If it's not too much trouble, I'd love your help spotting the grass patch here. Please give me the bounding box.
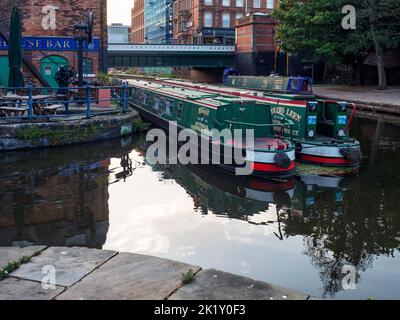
[0,256,31,280]
[0,249,43,280]
[182,269,196,285]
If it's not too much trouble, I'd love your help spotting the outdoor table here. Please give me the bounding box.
[1,94,62,115]
[0,106,28,117]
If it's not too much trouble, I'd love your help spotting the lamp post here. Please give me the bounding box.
[73,23,86,88]
[73,10,94,88]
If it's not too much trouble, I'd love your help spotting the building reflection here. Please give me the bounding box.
[0,137,135,248]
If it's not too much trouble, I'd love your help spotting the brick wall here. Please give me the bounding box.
[0,0,108,85]
[235,14,277,76]
[173,0,278,44]
[132,0,145,43]
[236,15,276,53]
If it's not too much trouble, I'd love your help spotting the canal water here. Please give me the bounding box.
[0,115,399,299]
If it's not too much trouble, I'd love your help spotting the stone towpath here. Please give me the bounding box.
[0,246,311,300]
[314,85,400,115]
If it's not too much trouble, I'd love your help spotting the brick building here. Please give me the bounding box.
[235,13,277,75]
[131,0,145,43]
[172,0,278,45]
[0,0,108,87]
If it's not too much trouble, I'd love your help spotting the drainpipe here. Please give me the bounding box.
[100,0,108,73]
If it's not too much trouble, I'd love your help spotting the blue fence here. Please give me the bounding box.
[0,82,131,121]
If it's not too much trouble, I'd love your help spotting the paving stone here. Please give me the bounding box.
[0,277,64,300]
[0,246,46,270]
[57,253,201,300]
[11,247,117,287]
[169,269,310,300]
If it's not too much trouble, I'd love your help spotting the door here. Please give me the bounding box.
[40,56,69,88]
[0,56,9,87]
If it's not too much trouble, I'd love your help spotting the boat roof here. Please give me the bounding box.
[129,79,257,109]
[153,79,310,107]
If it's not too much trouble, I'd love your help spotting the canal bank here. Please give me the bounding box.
[313,85,400,116]
[0,246,310,300]
[0,110,141,151]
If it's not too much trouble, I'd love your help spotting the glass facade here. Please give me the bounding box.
[108,24,131,43]
[144,0,173,44]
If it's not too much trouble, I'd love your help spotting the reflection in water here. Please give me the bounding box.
[0,138,136,248]
[0,116,399,299]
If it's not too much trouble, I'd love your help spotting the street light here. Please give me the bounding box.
[73,10,94,88]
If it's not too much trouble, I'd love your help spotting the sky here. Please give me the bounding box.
[108,0,132,25]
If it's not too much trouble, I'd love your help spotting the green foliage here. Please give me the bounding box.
[274,0,400,63]
[132,118,150,133]
[16,125,102,144]
[0,256,31,280]
[182,269,196,285]
[0,248,43,280]
[98,72,112,85]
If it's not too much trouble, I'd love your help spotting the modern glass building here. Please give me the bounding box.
[144,0,173,44]
[108,23,131,44]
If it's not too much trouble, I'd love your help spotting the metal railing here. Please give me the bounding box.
[0,81,131,122]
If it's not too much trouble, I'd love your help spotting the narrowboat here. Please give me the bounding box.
[155,77,362,168]
[128,80,297,179]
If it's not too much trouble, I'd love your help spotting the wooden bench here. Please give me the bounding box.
[41,104,64,115]
[0,106,28,117]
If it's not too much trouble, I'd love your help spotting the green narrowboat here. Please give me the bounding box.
[156,77,362,168]
[128,80,297,178]
[226,75,314,95]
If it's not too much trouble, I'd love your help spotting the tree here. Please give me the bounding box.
[274,0,400,89]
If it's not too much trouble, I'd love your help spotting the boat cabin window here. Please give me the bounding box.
[141,93,149,106]
[153,96,161,111]
[177,102,184,120]
[165,99,175,116]
[159,98,166,113]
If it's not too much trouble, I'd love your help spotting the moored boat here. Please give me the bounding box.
[128,80,297,178]
[153,77,362,168]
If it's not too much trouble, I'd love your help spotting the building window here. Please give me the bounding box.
[253,0,261,8]
[204,12,213,27]
[222,13,230,28]
[222,0,230,6]
[83,58,93,76]
[204,0,213,6]
[267,0,274,9]
[236,0,244,7]
[236,13,244,20]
